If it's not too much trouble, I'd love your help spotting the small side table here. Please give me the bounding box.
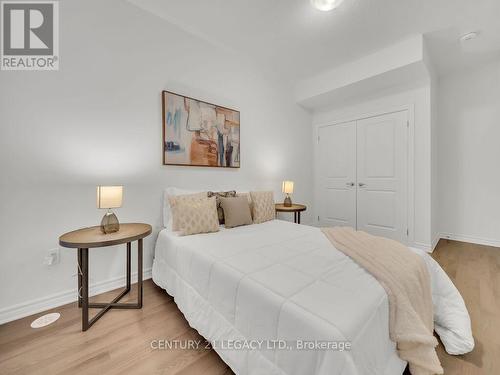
[59,223,152,331]
[275,203,307,224]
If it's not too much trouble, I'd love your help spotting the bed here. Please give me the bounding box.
[153,220,408,375]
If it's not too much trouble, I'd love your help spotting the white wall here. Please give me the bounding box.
[312,85,434,250]
[426,46,440,250]
[430,78,440,249]
[295,35,427,108]
[0,0,312,322]
[438,60,500,246]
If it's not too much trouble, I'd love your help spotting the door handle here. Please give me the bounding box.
[358,182,366,187]
[346,182,355,187]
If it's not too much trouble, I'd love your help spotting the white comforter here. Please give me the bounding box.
[152,220,473,375]
[408,247,474,355]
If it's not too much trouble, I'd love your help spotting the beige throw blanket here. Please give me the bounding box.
[321,227,443,375]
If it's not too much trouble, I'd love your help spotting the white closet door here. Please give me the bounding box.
[317,122,357,228]
[356,111,408,243]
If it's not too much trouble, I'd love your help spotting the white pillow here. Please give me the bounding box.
[162,187,205,229]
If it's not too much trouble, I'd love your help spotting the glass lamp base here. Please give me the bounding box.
[101,211,120,233]
[283,196,292,207]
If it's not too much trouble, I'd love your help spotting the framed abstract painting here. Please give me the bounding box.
[162,90,240,168]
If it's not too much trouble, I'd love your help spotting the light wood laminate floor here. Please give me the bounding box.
[1,239,498,374]
[431,240,500,374]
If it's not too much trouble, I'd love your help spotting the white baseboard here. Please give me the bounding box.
[431,234,441,252]
[0,268,152,325]
[406,232,500,253]
[439,232,500,248]
[411,241,433,253]
[301,221,315,227]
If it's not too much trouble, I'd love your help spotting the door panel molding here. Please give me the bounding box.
[314,104,415,245]
[356,110,408,242]
[317,121,357,228]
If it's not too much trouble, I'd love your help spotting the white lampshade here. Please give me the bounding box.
[96,186,123,209]
[282,181,294,195]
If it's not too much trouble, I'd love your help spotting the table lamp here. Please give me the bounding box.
[282,181,294,207]
[97,186,123,233]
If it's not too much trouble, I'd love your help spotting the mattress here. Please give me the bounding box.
[152,220,407,375]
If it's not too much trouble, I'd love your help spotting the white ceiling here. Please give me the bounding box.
[130,0,500,82]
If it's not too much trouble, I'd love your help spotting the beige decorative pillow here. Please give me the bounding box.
[169,196,219,236]
[236,192,253,218]
[250,191,275,224]
[220,196,253,228]
[169,192,210,231]
[207,190,237,224]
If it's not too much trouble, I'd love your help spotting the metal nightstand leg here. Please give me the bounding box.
[126,242,131,292]
[79,241,144,331]
[77,248,83,308]
[138,239,143,308]
[81,248,89,331]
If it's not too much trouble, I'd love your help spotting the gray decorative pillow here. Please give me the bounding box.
[220,196,253,228]
[207,190,237,224]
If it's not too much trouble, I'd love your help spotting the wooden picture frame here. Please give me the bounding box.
[162,90,240,168]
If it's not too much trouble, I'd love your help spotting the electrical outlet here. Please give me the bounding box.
[44,248,60,266]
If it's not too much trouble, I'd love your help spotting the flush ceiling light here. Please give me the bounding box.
[460,31,479,42]
[310,0,345,11]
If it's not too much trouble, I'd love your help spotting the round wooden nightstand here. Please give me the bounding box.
[59,223,152,331]
[275,203,307,224]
